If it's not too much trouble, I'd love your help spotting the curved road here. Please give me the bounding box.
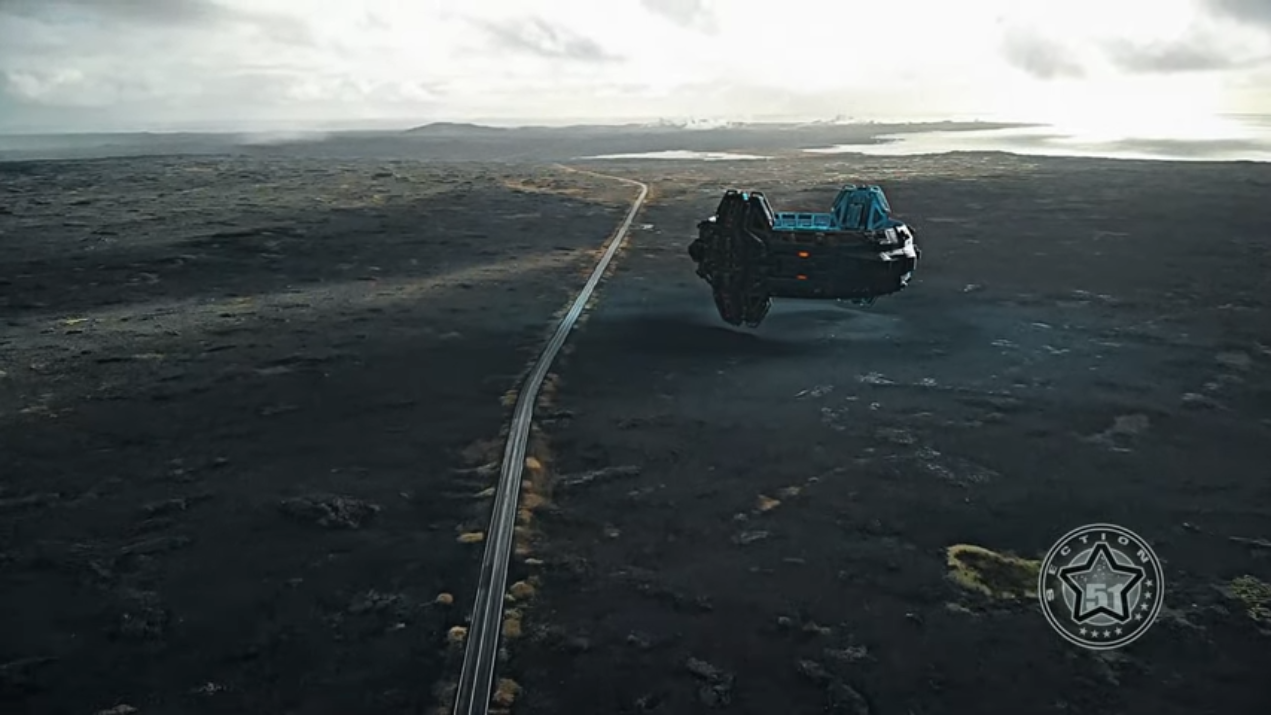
[451,168,649,715]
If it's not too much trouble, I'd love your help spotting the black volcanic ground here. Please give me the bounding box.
[2,132,1269,715]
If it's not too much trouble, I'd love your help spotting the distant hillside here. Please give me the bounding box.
[0,119,1044,162]
[401,119,1031,136]
[403,122,509,136]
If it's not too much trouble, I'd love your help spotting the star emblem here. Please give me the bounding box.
[1057,542,1145,623]
[1039,524,1165,650]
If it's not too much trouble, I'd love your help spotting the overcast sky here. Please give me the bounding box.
[1,0,1269,132]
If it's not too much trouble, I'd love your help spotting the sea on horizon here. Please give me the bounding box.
[804,113,1271,163]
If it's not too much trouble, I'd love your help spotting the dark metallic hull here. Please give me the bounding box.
[763,231,919,300]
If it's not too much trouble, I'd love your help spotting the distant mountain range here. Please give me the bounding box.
[401,118,1026,136]
[1,118,1040,162]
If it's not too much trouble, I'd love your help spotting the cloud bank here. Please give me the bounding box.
[0,0,1268,132]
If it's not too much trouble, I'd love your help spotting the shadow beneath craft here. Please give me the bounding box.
[589,310,825,358]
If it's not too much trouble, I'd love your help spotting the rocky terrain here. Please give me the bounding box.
[3,147,1269,715]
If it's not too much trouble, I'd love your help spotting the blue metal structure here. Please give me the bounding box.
[687,184,920,327]
[770,185,901,233]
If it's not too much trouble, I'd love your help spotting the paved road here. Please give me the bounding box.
[451,168,647,715]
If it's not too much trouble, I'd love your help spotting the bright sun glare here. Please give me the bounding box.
[1014,76,1252,142]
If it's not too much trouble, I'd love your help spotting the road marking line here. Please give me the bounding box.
[451,167,648,715]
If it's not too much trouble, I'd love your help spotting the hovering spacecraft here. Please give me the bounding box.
[687,185,920,327]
